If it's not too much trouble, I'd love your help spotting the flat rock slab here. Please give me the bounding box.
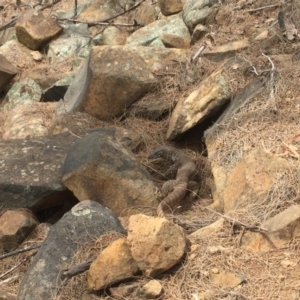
[0,127,141,211]
[17,200,125,300]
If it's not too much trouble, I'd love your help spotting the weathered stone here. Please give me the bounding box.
[102,26,127,45]
[2,102,56,140]
[127,214,186,277]
[0,210,38,252]
[88,238,139,290]
[242,205,300,252]
[0,127,137,210]
[17,200,125,300]
[16,9,63,50]
[109,284,139,300]
[0,40,36,70]
[210,271,245,288]
[254,29,269,41]
[0,54,18,93]
[220,149,290,213]
[83,46,157,120]
[30,51,42,61]
[0,27,16,46]
[127,14,190,48]
[166,66,230,140]
[47,24,90,63]
[161,32,190,48]
[191,24,208,44]
[140,280,163,299]
[182,0,219,31]
[62,132,158,216]
[2,78,43,115]
[203,39,250,62]
[158,0,183,16]
[128,1,159,26]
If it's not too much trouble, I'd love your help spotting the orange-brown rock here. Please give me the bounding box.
[242,205,300,252]
[16,9,63,50]
[88,238,138,290]
[127,214,187,277]
[210,271,245,288]
[158,0,183,16]
[161,33,190,49]
[0,210,38,252]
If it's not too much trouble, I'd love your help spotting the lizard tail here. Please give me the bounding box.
[157,181,188,218]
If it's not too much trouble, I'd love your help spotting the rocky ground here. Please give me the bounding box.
[1,0,300,299]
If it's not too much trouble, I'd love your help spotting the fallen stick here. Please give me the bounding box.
[0,243,42,260]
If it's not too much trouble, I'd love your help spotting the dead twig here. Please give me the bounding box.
[0,243,42,260]
[192,45,205,62]
[245,1,292,13]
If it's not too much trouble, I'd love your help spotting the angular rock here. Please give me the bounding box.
[17,200,125,300]
[2,102,56,140]
[221,149,290,213]
[0,210,38,252]
[16,9,63,50]
[127,214,187,277]
[47,23,90,63]
[242,205,300,252]
[2,78,43,115]
[62,132,158,216]
[182,0,219,31]
[189,218,226,240]
[0,54,18,93]
[102,26,127,45]
[203,39,250,61]
[158,0,183,16]
[161,32,190,48]
[128,1,159,26]
[83,46,157,120]
[88,238,139,290]
[127,14,190,48]
[166,66,230,140]
[0,127,137,210]
[140,280,163,299]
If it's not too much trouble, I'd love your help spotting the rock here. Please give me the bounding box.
[242,205,300,252]
[17,200,125,300]
[161,32,190,48]
[0,210,38,252]
[189,218,226,240]
[0,54,18,93]
[0,291,16,300]
[127,14,190,48]
[182,0,219,31]
[127,214,187,277]
[254,29,268,41]
[203,39,250,61]
[210,271,246,288]
[88,238,139,290]
[109,284,139,300]
[2,78,43,115]
[62,132,158,216]
[30,51,42,61]
[128,1,159,26]
[220,149,290,213]
[82,46,157,120]
[102,26,127,45]
[47,23,90,63]
[158,0,183,16]
[0,27,16,46]
[140,280,163,299]
[16,9,63,50]
[0,40,36,69]
[2,102,56,140]
[0,127,136,210]
[191,24,208,44]
[166,65,230,140]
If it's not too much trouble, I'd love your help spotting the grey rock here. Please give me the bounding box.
[17,200,125,300]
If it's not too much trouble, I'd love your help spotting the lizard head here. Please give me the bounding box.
[148,146,175,160]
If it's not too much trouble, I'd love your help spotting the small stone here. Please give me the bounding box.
[140,280,163,299]
[281,260,297,268]
[30,51,42,61]
[211,268,219,274]
[210,272,246,288]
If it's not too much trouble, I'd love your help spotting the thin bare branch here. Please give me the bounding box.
[0,243,42,261]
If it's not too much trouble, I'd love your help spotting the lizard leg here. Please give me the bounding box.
[187,180,200,199]
[161,180,176,198]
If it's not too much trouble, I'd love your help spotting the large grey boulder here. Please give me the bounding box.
[17,200,126,300]
[62,132,158,216]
